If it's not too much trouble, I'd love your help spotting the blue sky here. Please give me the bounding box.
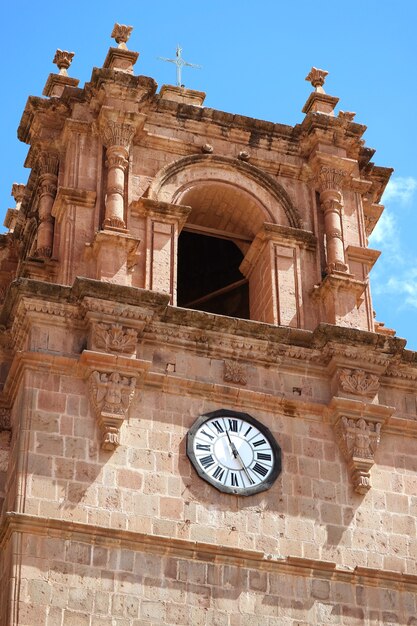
[1,1,416,349]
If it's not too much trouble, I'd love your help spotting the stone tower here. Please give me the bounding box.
[1,24,417,626]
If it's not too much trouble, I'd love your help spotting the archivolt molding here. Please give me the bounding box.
[147,154,302,229]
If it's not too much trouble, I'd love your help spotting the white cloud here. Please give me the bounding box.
[382,176,417,204]
[384,272,417,309]
[369,209,396,247]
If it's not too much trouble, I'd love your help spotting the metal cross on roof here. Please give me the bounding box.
[158,45,202,87]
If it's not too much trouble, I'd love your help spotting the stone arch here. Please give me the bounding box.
[148,154,302,231]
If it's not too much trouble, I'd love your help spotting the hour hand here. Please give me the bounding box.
[225,429,238,457]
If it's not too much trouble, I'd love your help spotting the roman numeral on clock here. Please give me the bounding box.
[228,419,238,432]
[200,455,215,469]
[257,452,272,461]
[253,438,266,447]
[230,472,239,487]
[252,462,268,477]
[213,466,225,482]
[212,420,224,434]
[196,443,211,451]
[201,429,214,440]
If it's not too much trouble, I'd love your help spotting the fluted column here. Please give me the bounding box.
[34,152,59,258]
[100,117,136,230]
[318,167,348,274]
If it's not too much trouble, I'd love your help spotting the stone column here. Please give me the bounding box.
[34,152,59,258]
[100,117,136,230]
[318,167,348,274]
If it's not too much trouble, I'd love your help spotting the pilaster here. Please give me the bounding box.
[130,198,192,303]
[240,223,316,326]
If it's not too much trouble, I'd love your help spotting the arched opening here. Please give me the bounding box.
[147,155,302,324]
[177,230,249,319]
[175,180,265,320]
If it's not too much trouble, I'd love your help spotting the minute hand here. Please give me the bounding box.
[225,431,254,484]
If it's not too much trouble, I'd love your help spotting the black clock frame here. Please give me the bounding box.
[187,408,282,496]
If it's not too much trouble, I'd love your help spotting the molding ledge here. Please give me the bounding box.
[1,513,417,590]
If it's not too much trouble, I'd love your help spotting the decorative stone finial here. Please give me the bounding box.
[305,67,328,93]
[11,183,26,205]
[111,23,133,50]
[52,49,75,76]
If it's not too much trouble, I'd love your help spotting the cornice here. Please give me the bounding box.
[1,513,417,590]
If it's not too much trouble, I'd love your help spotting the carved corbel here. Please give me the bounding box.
[88,370,136,450]
[334,416,382,494]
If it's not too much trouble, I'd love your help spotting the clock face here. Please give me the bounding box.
[187,410,282,496]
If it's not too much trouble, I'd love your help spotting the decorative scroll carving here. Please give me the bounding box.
[339,369,380,397]
[111,23,133,49]
[93,323,137,354]
[89,370,136,450]
[223,360,247,386]
[335,416,382,494]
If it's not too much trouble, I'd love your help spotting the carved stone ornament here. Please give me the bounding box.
[335,416,382,494]
[223,360,247,386]
[88,370,136,450]
[339,368,380,397]
[53,49,74,76]
[100,120,136,150]
[11,183,26,205]
[319,168,346,192]
[37,152,59,177]
[93,323,138,354]
[111,23,133,49]
[305,67,328,91]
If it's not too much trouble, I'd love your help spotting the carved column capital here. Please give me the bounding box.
[318,166,347,193]
[36,151,60,176]
[99,118,137,151]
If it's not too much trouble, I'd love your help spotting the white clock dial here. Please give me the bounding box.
[187,410,281,495]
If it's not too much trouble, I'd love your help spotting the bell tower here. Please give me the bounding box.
[1,25,417,626]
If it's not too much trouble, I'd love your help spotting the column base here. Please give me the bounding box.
[86,229,140,285]
[312,273,366,327]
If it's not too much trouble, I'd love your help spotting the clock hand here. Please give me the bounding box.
[225,429,238,457]
[225,429,254,485]
[233,449,254,484]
